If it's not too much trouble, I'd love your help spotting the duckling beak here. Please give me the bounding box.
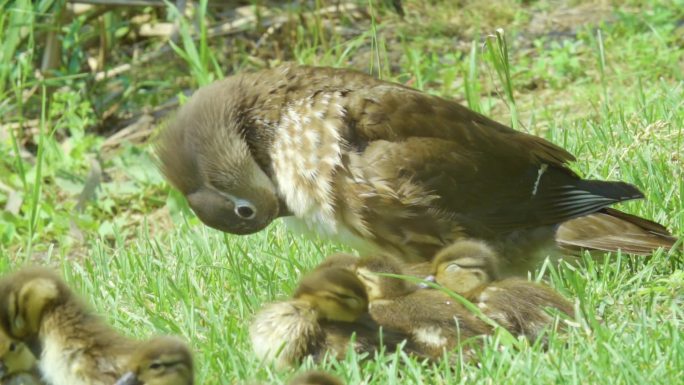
[418,275,435,289]
[114,372,139,385]
[26,337,42,359]
[0,361,6,378]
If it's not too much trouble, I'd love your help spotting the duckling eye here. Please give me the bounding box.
[8,342,16,352]
[336,295,356,304]
[445,263,462,273]
[149,362,163,370]
[335,293,356,301]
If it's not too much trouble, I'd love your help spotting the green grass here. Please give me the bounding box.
[0,0,683,384]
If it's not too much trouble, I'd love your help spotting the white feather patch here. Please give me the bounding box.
[272,93,346,235]
[413,326,447,348]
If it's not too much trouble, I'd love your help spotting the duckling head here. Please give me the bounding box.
[314,253,359,271]
[0,330,36,379]
[432,240,500,293]
[355,255,413,300]
[293,267,368,322]
[288,370,344,385]
[0,267,70,343]
[115,336,193,385]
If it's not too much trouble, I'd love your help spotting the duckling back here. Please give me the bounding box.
[473,278,575,342]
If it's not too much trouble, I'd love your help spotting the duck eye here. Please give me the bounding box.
[235,204,256,219]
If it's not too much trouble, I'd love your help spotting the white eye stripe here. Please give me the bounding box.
[234,198,254,209]
[216,191,241,203]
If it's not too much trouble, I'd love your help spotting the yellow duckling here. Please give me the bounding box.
[312,253,359,271]
[355,255,490,359]
[432,239,501,297]
[432,241,575,341]
[114,336,193,385]
[0,267,137,385]
[315,252,433,285]
[250,266,414,368]
[0,330,42,385]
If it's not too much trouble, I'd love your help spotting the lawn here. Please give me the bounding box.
[0,0,682,384]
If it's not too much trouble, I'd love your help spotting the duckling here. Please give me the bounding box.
[292,267,369,323]
[250,299,323,369]
[250,266,416,368]
[432,240,501,297]
[287,370,344,385]
[114,336,193,385]
[469,279,575,342]
[0,330,42,385]
[315,251,436,282]
[313,253,359,271]
[318,253,436,288]
[432,242,575,341]
[355,255,490,359]
[0,267,138,385]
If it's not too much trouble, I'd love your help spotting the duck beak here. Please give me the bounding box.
[277,196,292,217]
[114,372,138,385]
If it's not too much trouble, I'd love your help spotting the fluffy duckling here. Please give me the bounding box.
[250,266,415,368]
[432,242,575,341]
[313,253,359,271]
[316,253,436,288]
[355,255,490,359]
[0,267,138,385]
[468,279,575,342]
[292,267,369,323]
[114,336,193,385]
[287,370,344,385]
[0,330,42,385]
[250,299,323,369]
[432,240,501,296]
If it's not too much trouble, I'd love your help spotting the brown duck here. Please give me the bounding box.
[156,65,677,275]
